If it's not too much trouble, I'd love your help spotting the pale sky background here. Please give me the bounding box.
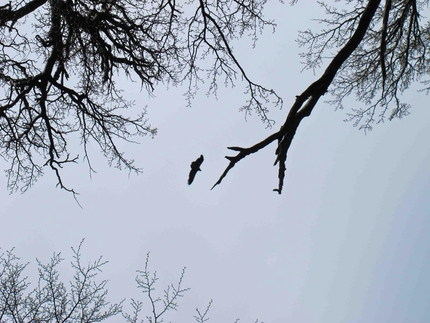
[1,1,430,323]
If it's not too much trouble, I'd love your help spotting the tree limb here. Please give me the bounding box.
[213,0,382,193]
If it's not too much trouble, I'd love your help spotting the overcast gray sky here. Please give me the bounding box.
[1,2,430,323]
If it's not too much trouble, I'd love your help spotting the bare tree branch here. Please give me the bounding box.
[213,0,382,194]
[0,241,123,323]
[0,0,283,194]
[123,252,191,323]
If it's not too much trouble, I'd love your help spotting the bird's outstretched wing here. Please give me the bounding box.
[188,155,204,185]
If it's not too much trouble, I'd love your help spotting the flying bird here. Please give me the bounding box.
[188,155,204,185]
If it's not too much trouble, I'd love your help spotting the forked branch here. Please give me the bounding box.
[213,0,382,194]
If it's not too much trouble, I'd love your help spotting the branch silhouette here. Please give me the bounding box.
[213,0,381,194]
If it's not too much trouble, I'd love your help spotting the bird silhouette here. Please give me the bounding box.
[188,155,204,185]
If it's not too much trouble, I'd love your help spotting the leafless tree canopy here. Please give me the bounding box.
[1,0,429,195]
[0,0,280,195]
[213,0,430,193]
[0,243,213,323]
[0,241,122,323]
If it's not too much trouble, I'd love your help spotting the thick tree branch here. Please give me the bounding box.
[213,0,382,193]
[0,0,47,27]
[380,0,392,87]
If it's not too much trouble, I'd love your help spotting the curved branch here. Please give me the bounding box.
[211,131,281,190]
[0,0,47,27]
[213,0,382,193]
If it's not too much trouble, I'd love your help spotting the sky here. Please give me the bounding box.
[1,1,430,323]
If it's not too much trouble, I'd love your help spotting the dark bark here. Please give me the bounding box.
[213,0,382,194]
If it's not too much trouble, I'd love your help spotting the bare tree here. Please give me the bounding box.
[2,0,426,195]
[122,252,213,323]
[0,0,280,195]
[0,240,122,323]
[0,243,216,323]
[213,0,430,193]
